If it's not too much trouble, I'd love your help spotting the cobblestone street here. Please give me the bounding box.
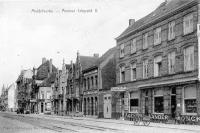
[0,112,200,133]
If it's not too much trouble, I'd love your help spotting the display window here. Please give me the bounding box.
[129,91,139,113]
[183,85,197,114]
[154,89,164,113]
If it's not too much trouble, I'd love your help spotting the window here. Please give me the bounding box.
[131,39,136,54]
[143,33,148,49]
[87,78,90,90]
[120,65,125,83]
[41,91,44,99]
[183,14,193,35]
[95,76,98,87]
[130,91,139,113]
[168,21,175,40]
[154,56,162,77]
[154,89,164,113]
[184,46,194,71]
[154,27,161,45]
[168,51,175,74]
[183,85,197,114]
[91,77,94,88]
[143,59,148,79]
[84,79,86,90]
[120,44,125,58]
[130,63,136,81]
[46,91,51,99]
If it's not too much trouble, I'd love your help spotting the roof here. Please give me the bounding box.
[79,56,99,70]
[39,72,56,87]
[36,60,57,80]
[98,46,117,64]
[116,0,196,40]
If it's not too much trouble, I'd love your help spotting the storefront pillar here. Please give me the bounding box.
[176,86,182,115]
[197,82,200,115]
[164,87,171,115]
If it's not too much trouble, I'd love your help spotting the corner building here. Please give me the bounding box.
[115,0,200,122]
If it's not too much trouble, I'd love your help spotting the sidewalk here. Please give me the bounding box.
[25,113,200,132]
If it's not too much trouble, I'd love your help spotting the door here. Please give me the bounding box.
[171,88,176,118]
[41,102,44,113]
[104,94,111,118]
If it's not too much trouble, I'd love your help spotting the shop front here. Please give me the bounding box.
[111,87,127,119]
[138,83,200,124]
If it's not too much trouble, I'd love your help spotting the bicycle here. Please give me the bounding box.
[131,113,151,126]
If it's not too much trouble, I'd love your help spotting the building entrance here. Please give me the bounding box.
[171,88,176,118]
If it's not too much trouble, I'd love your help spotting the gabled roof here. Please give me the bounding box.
[36,60,57,80]
[79,56,99,70]
[39,72,56,87]
[98,46,117,64]
[116,0,196,41]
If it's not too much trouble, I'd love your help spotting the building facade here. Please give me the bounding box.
[115,0,200,122]
[16,69,33,112]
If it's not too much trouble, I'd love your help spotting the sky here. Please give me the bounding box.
[0,0,163,94]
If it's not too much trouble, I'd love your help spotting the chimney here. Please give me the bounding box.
[42,57,46,64]
[129,19,135,26]
[49,58,52,74]
[93,53,99,58]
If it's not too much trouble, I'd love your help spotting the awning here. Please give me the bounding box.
[138,77,197,89]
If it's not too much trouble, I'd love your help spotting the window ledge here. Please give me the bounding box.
[182,31,195,37]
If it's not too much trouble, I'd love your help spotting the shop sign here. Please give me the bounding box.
[111,87,127,92]
[83,90,98,95]
[177,115,200,122]
[149,114,169,120]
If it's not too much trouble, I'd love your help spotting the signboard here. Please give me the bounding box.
[111,87,127,92]
[83,90,98,95]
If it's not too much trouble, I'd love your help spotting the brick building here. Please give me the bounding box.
[32,58,57,114]
[115,0,200,122]
[82,47,117,118]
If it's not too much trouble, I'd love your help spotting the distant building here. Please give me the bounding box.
[16,69,33,111]
[7,83,17,111]
[82,47,117,118]
[32,58,57,114]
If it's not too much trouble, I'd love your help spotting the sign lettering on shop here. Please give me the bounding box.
[149,114,169,120]
[111,87,127,92]
[83,90,98,95]
[177,115,200,122]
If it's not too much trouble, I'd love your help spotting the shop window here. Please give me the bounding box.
[183,85,197,114]
[131,39,137,54]
[130,91,139,112]
[168,51,175,74]
[184,46,194,71]
[143,33,148,49]
[130,63,136,81]
[154,56,162,77]
[183,14,193,35]
[154,89,164,113]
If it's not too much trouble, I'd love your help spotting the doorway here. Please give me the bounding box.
[171,87,176,118]
[144,91,149,115]
[104,94,111,118]
[41,102,44,113]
